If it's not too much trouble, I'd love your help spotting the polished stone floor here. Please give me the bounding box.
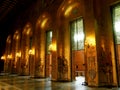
[0,73,119,90]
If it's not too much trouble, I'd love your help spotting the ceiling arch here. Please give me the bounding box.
[22,23,32,36]
[6,35,12,44]
[13,30,20,40]
[36,12,52,30]
[57,0,82,18]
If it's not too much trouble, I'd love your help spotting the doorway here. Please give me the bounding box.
[70,18,85,82]
[112,4,120,86]
[45,30,52,78]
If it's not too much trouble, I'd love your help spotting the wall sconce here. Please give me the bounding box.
[85,37,96,48]
[16,52,21,58]
[49,43,56,52]
[49,44,53,51]
[1,55,6,60]
[29,49,35,55]
[7,54,12,59]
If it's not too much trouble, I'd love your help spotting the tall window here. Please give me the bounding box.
[70,18,84,50]
[112,4,120,85]
[113,5,120,44]
[46,31,52,54]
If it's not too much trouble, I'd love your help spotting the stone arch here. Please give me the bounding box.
[11,30,21,74]
[35,12,53,77]
[22,23,33,36]
[6,35,12,59]
[4,35,12,73]
[21,23,33,75]
[56,0,85,81]
[57,0,83,19]
[6,35,12,44]
[36,12,52,30]
[13,31,20,40]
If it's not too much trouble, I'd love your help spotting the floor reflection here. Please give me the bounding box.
[0,74,119,90]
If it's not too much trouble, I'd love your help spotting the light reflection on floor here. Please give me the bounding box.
[0,74,119,90]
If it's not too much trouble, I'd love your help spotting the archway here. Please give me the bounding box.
[57,0,85,82]
[70,18,85,81]
[21,23,33,75]
[35,12,52,78]
[13,31,21,74]
[5,35,12,73]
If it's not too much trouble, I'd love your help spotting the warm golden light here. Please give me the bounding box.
[52,43,57,51]
[7,54,12,59]
[16,52,21,57]
[1,56,6,60]
[23,24,31,35]
[64,3,78,17]
[85,37,96,46]
[49,43,56,51]
[26,28,31,35]
[29,49,35,55]
[16,35,19,40]
[13,31,20,40]
[41,18,48,29]
[64,6,73,16]
[7,35,11,43]
[49,44,53,51]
